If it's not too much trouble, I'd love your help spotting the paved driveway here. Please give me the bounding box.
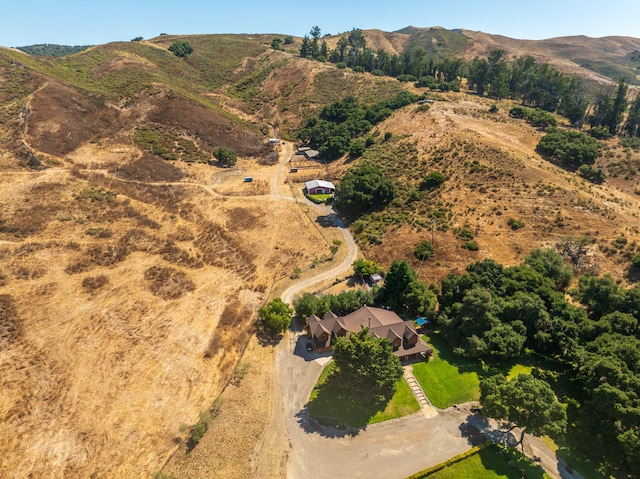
[278,329,477,479]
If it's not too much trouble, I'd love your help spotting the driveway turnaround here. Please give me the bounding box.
[279,329,477,479]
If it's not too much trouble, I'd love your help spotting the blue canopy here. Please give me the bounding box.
[416,317,430,326]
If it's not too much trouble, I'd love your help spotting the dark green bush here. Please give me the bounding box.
[420,171,446,190]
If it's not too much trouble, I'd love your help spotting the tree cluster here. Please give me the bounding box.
[333,163,397,216]
[437,249,640,475]
[213,146,237,167]
[298,92,418,161]
[536,128,601,169]
[293,289,374,319]
[258,298,292,336]
[377,260,436,317]
[300,27,462,91]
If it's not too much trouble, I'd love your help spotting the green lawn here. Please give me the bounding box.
[424,445,550,479]
[308,362,420,427]
[506,364,533,380]
[306,193,331,204]
[412,335,482,408]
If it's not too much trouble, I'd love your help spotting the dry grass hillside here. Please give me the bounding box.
[349,93,640,285]
[1,29,640,478]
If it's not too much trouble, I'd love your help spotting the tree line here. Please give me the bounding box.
[297,26,640,138]
[293,247,640,476]
[438,251,640,476]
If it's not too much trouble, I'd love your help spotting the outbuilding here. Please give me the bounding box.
[305,179,335,195]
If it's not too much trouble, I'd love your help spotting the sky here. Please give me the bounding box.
[2,0,639,47]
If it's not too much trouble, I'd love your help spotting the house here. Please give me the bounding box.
[305,179,335,195]
[305,305,433,362]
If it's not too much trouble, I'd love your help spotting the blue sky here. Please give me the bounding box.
[2,0,639,47]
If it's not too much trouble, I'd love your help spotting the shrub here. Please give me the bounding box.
[510,106,556,128]
[489,103,499,113]
[577,164,606,183]
[414,240,435,260]
[168,41,193,58]
[587,126,612,139]
[454,227,475,241]
[507,217,525,230]
[632,254,640,269]
[420,171,446,190]
[353,66,365,73]
[271,38,282,50]
[620,136,640,150]
[283,35,294,45]
[463,240,479,251]
[397,74,417,83]
[336,62,346,69]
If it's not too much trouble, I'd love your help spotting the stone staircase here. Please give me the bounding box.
[403,365,438,418]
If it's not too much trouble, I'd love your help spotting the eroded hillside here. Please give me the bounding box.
[2,29,640,478]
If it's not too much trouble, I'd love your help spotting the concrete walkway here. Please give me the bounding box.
[403,365,438,418]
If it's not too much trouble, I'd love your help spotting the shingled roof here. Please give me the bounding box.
[305,306,432,359]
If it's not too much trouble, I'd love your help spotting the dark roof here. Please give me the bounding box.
[306,306,432,358]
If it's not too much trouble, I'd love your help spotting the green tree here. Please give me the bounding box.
[605,78,628,135]
[349,139,366,157]
[168,41,194,58]
[377,260,418,310]
[258,298,293,335]
[214,147,237,167]
[333,163,396,216]
[271,37,282,50]
[332,327,403,404]
[293,292,323,318]
[480,374,567,450]
[623,95,640,137]
[352,258,381,278]
[577,164,606,183]
[283,35,294,45]
[524,248,573,290]
[404,280,437,317]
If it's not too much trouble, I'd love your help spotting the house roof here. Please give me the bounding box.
[306,306,432,358]
[305,179,335,191]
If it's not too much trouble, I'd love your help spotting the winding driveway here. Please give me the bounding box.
[252,141,578,479]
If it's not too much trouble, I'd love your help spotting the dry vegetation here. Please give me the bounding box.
[2,29,640,479]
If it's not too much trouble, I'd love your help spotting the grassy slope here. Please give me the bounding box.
[413,335,482,408]
[308,362,420,427]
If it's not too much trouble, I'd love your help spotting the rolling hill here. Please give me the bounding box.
[1,27,640,478]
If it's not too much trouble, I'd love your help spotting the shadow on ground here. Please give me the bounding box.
[295,404,364,438]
